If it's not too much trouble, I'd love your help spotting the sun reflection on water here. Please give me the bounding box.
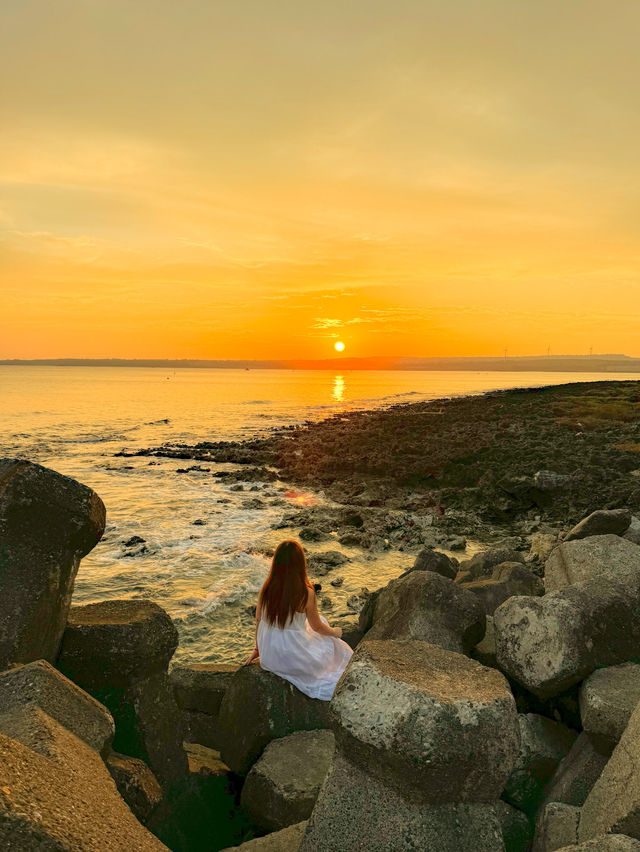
[333,374,345,402]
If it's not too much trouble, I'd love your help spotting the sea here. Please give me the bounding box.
[2,366,638,665]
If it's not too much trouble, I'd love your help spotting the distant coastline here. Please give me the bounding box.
[2,354,640,372]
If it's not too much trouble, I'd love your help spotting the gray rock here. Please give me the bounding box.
[299,751,506,852]
[0,458,106,670]
[184,709,222,750]
[565,509,632,542]
[107,751,163,824]
[530,533,559,562]
[241,730,335,831]
[494,571,640,697]
[365,571,485,654]
[58,600,187,788]
[331,640,520,802]
[0,696,167,850]
[557,837,640,850]
[495,800,534,851]
[406,548,458,579]
[625,517,640,546]
[472,615,498,668]
[460,546,526,580]
[217,665,331,775]
[579,698,640,841]
[0,660,114,757]
[461,562,544,615]
[309,550,350,566]
[220,821,308,851]
[533,802,580,852]
[170,663,236,715]
[534,471,572,492]
[542,732,614,809]
[580,663,640,741]
[545,535,640,592]
[503,714,577,816]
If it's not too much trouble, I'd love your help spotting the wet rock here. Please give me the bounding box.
[542,732,614,810]
[242,498,266,509]
[346,588,370,613]
[329,575,344,587]
[565,508,632,542]
[241,730,335,831]
[494,571,640,697]
[545,535,640,592]
[579,700,640,841]
[365,571,485,654]
[337,531,370,548]
[502,714,577,816]
[58,599,187,788]
[299,751,506,852]
[459,546,526,580]
[405,547,458,579]
[220,821,308,851]
[320,595,334,609]
[461,562,544,615]
[331,640,520,801]
[447,535,467,551]
[579,663,640,742]
[494,800,534,852]
[170,663,236,716]
[299,526,327,542]
[0,458,106,670]
[192,518,207,525]
[0,660,114,757]
[124,534,146,547]
[533,802,580,852]
[107,751,163,824]
[217,665,331,775]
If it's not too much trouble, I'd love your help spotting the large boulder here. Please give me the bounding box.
[0,665,167,851]
[565,509,632,542]
[541,732,614,809]
[217,665,331,775]
[330,640,520,802]
[171,662,237,750]
[106,751,163,824]
[494,800,534,851]
[459,546,526,580]
[502,714,577,816]
[0,458,105,670]
[579,663,640,742]
[404,547,457,579]
[556,839,640,851]
[625,517,640,546]
[533,802,580,852]
[364,571,485,653]
[545,535,640,593]
[461,562,544,615]
[57,599,187,788]
[220,821,308,851]
[579,700,640,841]
[494,571,640,697]
[241,730,335,831]
[299,751,506,852]
[0,659,113,757]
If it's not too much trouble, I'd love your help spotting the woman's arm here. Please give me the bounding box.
[305,588,342,638]
[243,590,263,665]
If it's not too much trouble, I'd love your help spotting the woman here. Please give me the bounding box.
[243,540,353,701]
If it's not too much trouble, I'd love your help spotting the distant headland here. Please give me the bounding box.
[2,354,640,372]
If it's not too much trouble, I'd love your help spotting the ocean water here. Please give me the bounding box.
[2,366,638,665]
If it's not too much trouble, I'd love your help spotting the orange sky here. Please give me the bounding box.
[2,1,640,359]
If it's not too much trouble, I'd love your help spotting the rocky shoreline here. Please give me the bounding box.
[4,381,640,850]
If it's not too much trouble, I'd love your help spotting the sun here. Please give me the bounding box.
[334,341,345,352]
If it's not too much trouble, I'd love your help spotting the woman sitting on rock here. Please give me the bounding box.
[243,539,353,700]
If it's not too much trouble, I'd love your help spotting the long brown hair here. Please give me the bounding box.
[261,540,312,628]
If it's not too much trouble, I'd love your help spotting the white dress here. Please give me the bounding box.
[258,611,353,701]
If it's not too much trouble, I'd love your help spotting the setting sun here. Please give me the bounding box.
[334,341,345,353]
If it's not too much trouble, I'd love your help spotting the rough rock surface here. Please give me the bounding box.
[0,458,106,670]
[364,571,486,653]
[533,802,580,852]
[472,615,498,668]
[579,700,640,841]
[565,509,632,542]
[459,546,526,580]
[503,713,577,816]
[405,547,457,579]
[241,730,335,831]
[220,821,308,851]
[0,659,114,757]
[494,571,640,697]
[461,562,544,615]
[494,800,534,852]
[57,599,187,787]
[542,732,614,809]
[106,751,163,824]
[556,838,640,851]
[330,640,520,802]
[626,517,640,546]
[545,535,640,593]
[170,663,236,715]
[217,665,331,775]
[298,751,506,852]
[579,663,640,741]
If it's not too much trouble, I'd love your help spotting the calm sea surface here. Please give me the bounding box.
[2,366,638,664]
